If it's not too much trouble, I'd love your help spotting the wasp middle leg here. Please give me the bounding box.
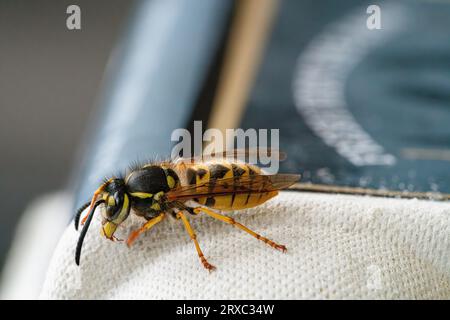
[177,211,216,271]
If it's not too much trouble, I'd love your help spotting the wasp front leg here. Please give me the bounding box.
[126,213,166,247]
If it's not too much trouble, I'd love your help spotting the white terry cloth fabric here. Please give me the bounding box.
[40,192,450,299]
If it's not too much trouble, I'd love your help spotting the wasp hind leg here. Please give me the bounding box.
[193,206,287,253]
[126,213,165,247]
[177,211,216,271]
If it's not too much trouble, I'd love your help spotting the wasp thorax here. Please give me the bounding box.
[126,166,171,194]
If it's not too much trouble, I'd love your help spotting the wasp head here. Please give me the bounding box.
[100,178,131,239]
[75,178,131,266]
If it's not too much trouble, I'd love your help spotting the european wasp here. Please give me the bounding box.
[74,150,300,271]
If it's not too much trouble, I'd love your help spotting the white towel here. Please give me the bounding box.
[38,191,450,299]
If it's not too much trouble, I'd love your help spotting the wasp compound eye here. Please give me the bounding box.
[105,191,124,221]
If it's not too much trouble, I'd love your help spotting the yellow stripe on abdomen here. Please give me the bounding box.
[200,162,276,211]
[186,163,210,205]
[205,162,234,208]
[206,190,278,210]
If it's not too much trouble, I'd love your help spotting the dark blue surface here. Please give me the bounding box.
[243,0,450,193]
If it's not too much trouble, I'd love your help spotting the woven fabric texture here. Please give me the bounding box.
[40,192,450,299]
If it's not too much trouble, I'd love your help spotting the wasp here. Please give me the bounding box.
[74,150,300,270]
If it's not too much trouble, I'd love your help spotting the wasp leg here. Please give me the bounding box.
[126,213,165,247]
[193,206,287,253]
[177,211,216,271]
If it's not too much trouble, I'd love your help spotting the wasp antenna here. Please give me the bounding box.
[74,201,91,231]
[75,199,105,266]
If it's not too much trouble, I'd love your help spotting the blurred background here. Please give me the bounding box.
[0,0,132,268]
[0,0,449,299]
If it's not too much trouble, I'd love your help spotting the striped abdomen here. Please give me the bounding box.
[181,161,278,211]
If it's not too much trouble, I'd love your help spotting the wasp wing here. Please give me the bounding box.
[175,148,287,164]
[166,174,300,201]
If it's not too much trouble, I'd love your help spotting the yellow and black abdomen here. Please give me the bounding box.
[184,161,278,211]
